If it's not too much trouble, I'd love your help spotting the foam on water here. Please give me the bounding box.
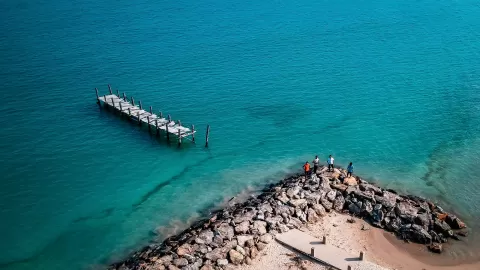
[1,0,480,269]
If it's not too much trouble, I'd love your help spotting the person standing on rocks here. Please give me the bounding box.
[327,155,334,172]
[347,162,354,177]
[303,161,311,179]
[312,155,319,174]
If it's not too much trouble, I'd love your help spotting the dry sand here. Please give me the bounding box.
[235,213,480,270]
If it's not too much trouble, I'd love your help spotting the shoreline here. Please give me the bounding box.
[109,165,473,270]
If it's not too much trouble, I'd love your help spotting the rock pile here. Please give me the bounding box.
[110,166,467,270]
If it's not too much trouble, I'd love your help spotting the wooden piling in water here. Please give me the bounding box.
[131,97,135,106]
[159,111,163,119]
[116,89,119,97]
[178,128,182,146]
[139,100,143,110]
[110,98,115,110]
[137,111,141,125]
[108,84,112,95]
[205,125,210,147]
[191,124,195,143]
[155,119,159,136]
[119,102,122,113]
[128,108,131,116]
[166,122,170,141]
[95,88,99,100]
[147,116,150,130]
[123,92,126,101]
[149,106,152,114]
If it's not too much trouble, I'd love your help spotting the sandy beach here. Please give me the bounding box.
[236,213,480,270]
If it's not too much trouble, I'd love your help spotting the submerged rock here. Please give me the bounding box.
[429,243,443,253]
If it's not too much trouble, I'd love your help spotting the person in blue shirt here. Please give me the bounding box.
[347,162,354,177]
[327,155,334,172]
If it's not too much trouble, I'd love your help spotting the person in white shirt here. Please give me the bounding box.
[312,155,320,174]
[327,155,334,172]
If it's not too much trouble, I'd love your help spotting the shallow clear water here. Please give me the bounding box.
[1,0,480,269]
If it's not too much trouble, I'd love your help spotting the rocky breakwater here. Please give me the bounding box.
[110,167,468,270]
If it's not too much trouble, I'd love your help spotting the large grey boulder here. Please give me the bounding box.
[289,199,307,208]
[235,221,250,234]
[173,258,188,267]
[312,204,327,216]
[320,197,333,211]
[216,224,234,240]
[362,201,373,215]
[359,183,383,195]
[197,230,214,245]
[236,235,253,247]
[375,191,398,209]
[445,215,466,229]
[228,249,244,265]
[434,219,453,236]
[372,208,384,223]
[326,190,337,202]
[348,202,362,215]
[307,208,320,223]
[395,201,418,221]
[286,187,301,198]
[252,220,267,235]
[333,195,345,211]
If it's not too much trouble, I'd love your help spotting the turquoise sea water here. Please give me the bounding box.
[1,0,480,269]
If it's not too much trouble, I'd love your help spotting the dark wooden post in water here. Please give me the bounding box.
[147,116,150,131]
[103,95,107,107]
[116,89,119,97]
[205,125,210,147]
[167,114,171,123]
[155,119,159,136]
[177,120,182,145]
[137,111,141,125]
[108,84,112,95]
[123,92,126,101]
[166,122,170,141]
[191,124,195,143]
[178,128,182,146]
[110,97,115,109]
[95,88,99,101]
[131,97,135,106]
[159,111,163,119]
[139,100,143,110]
[149,106,152,114]
[128,108,131,116]
[119,102,123,114]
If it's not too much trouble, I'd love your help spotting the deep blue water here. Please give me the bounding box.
[1,0,480,269]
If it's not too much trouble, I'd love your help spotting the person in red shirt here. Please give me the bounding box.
[303,161,311,179]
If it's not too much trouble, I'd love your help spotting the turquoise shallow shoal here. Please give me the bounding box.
[1,0,480,269]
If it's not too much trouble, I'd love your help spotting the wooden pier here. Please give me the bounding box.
[95,86,208,146]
